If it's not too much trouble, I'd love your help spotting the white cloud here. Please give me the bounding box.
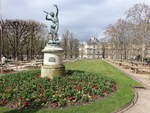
[1,0,150,41]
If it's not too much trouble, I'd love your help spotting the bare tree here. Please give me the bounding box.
[61,30,79,59]
[0,19,48,61]
[126,3,150,61]
[104,3,150,61]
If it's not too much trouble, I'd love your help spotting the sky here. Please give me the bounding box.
[1,0,150,41]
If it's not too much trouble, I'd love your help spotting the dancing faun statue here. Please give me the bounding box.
[44,4,59,41]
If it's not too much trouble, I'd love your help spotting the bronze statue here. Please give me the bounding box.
[44,4,59,41]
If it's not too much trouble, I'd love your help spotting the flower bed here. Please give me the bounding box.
[0,70,117,110]
[0,68,15,74]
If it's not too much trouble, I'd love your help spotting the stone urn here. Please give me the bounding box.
[41,40,65,79]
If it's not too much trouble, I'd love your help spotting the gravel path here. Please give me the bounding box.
[106,60,150,113]
[122,71,150,113]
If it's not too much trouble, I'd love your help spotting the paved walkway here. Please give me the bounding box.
[106,60,150,113]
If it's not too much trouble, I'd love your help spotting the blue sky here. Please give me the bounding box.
[1,0,150,41]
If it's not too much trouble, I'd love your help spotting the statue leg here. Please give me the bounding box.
[55,33,58,41]
[52,34,54,41]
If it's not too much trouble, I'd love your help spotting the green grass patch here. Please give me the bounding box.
[0,59,141,113]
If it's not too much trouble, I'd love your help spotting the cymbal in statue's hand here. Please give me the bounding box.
[53,4,57,8]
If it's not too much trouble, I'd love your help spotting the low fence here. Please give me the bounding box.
[0,58,81,74]
[106,59,150,74]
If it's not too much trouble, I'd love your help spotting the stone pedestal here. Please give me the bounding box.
[41,40,65,79]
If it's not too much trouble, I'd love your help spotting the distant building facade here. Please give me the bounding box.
[79,37,102,59]
[146,46,150,58]
[79,37,150,60]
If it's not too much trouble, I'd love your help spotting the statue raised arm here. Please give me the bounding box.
[54,4,59,17]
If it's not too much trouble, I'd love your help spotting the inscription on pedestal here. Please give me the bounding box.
[49,57,56,62]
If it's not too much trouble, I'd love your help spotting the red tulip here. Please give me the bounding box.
[23,102,30,107]
[1,99,7,104]
[64,94,68,97]
[76,85,82,90]
[47,78,51,81]
[112,84,117,90]
[92,85,98,89]
[5,87,10,92]
[69,96,75,101]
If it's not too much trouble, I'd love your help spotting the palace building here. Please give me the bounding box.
[79,37,102,59]
[79,37,150,60]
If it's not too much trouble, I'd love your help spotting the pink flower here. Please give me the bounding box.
[51,102,58,107]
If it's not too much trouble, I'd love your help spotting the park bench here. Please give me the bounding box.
[112,61,139,73]
[129,66,139,73]
[138,67,150,74]
[107,59,150,74]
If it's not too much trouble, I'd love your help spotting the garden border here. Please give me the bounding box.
[113,88,138,113]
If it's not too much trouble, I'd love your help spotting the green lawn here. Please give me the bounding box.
[0,59,141,113]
